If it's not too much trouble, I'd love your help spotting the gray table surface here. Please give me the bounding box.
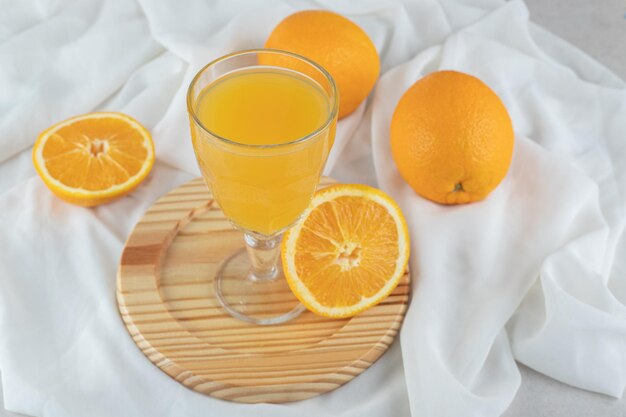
[1,0,625,416]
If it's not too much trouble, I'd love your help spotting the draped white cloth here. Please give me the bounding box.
[0,1,625,416]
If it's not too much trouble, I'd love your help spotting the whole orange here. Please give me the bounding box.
[265,10,380,119]
[390,70,514,204]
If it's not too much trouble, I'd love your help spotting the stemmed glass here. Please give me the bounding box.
[187,49,338,325]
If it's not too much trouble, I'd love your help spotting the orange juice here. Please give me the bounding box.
[190,67,335,235]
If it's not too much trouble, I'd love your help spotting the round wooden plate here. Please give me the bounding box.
[116,177,410,403]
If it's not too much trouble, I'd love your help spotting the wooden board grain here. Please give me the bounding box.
[116,177,410,403]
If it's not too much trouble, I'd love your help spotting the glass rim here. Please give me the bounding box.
[186,48,339,149]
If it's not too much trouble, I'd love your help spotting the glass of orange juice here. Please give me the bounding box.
[187,49,338,325]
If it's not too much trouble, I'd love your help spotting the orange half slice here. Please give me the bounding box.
[282,184,410,318]
[32,112,155,206]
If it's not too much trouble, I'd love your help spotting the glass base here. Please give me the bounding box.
[214,248,306,325]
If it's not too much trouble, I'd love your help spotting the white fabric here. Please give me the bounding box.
[0,0,625,416]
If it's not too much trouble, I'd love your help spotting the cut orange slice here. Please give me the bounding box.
[282,184,410,318]
[32,112,155,207]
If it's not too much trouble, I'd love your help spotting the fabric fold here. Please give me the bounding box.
[369,2,626,415]
[0,0,162,164]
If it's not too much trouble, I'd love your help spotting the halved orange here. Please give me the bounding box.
[32,112,155,206]
[282,184,410,318]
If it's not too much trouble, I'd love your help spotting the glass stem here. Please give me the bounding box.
[244,232,282,281]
